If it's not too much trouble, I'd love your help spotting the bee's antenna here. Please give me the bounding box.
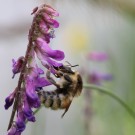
[65,61,79,67]
[71,65,79,67]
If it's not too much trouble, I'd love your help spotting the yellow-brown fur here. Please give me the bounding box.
[37,66,83,117]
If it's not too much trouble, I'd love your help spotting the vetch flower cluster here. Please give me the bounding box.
[5,4,64,135]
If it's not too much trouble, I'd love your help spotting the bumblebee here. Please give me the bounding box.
[37,64,83,117]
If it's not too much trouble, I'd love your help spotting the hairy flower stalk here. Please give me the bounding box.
[5,4,64,135]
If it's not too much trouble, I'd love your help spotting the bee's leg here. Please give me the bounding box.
[46,70,60,88]
[54,70,63,78]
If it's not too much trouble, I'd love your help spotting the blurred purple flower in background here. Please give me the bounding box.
[87,51,108,62]
[88,71,113,85]
[84,51,113,85]
[83,51,112,135]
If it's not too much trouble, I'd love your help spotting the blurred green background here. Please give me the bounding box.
[0,0,135,135]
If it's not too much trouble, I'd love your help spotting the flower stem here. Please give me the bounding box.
[7,14,38,130]
[83,84,135,120]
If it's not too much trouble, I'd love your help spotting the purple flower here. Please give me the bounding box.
[43,13,59,28]
[25,76,40,108]
[7,124,17,135]
[7,109,26,135]
[6,4,64,135]
[39,20,49,34]
[23,94,35,122]
[87,52,108,62]
[35,4,59,44]
[88,71,112,85]
[43,4,59,17]
[35,77,52,88]
[39,21,53,43]
[35,38,64,67]
[16,110,26,133]
[28,66,52,88]
[12,56,24,78]
[25,67,51,107]
[5,89,16,109]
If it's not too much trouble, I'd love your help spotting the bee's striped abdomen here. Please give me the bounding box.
[38,90,72,110]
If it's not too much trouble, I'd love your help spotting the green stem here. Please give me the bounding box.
[33,105,44,115]
[25,105,44,124]
[26,84,135,124]
[84,84,135,120]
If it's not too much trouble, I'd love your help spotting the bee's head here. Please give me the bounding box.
[53,62,78,74]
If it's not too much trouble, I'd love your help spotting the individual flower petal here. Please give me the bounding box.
[12,56,24,78]
[87,52,108,61]
[16,109,26,133]
[46,57,63,67]
[37,67,44,74]
[44,4,59,17]
[35,47,63,68]
[27,66,52,89]
[39,20,49,34]
[43,13,59,28]
[49,19,59,28]
[4,90,16,109]
[25,76,40,108]
[23,95,35,122]
[35,77,52,88]
[7,124,17,135]
[36,38,65,60]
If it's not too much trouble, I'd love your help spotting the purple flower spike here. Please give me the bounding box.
[12,56,25,78]
[5,4,64,135]
[87,52,108,62]
[5,90,16,109]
